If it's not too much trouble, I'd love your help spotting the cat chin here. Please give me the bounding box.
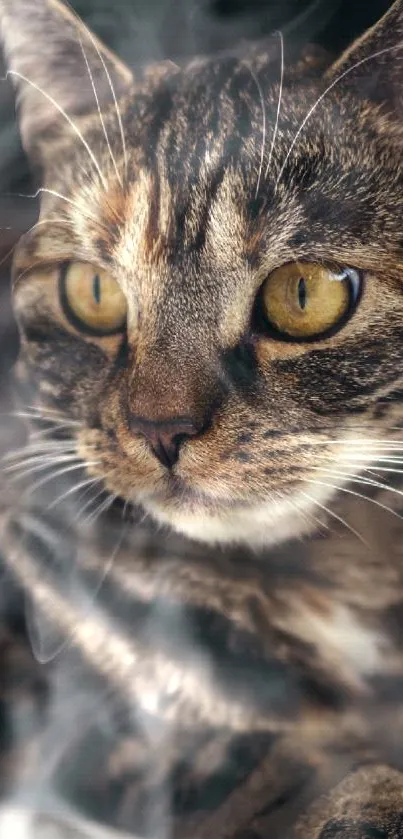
[141,486,331,547]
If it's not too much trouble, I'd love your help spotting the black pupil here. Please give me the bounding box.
[93,274,101,304]
[297,277,306,310]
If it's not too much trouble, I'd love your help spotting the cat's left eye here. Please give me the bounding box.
[259,261,361,341]
[60,262,127,335]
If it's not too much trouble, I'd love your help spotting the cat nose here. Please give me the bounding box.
[129,416,202,469]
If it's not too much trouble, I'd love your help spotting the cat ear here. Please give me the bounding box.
[326,0,403,114]
[0,0,133,162]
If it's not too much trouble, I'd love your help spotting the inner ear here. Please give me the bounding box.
[325,0,403,115]
[0,0,133,164]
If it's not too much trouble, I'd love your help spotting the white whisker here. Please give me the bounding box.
[30,423,79,440]
[275,40,403,190]
[303,439,403,447]
[74,485,107,521]
[305,478,403,522]
[24,460,100,497]
[283,491,328,533]
[75,11,128,176]
[74,487,106,521]
[0,217,72,279]
[316,467,403,499]
[336,462,403,470]
[0,241,18,271]
[245,64,266,199]
[3,442,76,464]
[10,409,81,427]
[340,455,403,463]
[300,490,368,546]
[17,188,108,230]
[5,70,107,188]
[84,491,117,525]
[4,449,76,469]
[121,499,130,521]
[23,404,66,416]
[265,30,284,179]
[365,468,384,479]
[79,505,128,626]
[13,217,76,239]
[78,35,122,188]
[7,455,82,482]
[47,475,104,510]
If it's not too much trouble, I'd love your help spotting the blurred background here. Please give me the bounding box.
[0,0,394,383]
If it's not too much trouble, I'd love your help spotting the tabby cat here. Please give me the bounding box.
[1,0,403,836]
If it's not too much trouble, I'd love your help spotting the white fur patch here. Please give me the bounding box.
[0,806,137,838]
[0,808,33,839]
[302,604,385,679]
[143,433,393,547]
[145,479,335,547]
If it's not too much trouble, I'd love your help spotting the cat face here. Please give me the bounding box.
[3,0,403,545]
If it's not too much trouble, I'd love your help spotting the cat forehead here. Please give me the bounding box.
[74,59,390,213]
[93,94,392,262]
[21,52,403,288]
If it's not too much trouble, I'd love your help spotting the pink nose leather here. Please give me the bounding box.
[129,416,201,468]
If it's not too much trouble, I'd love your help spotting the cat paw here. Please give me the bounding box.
[294,765,403,839]
[317,817,395,838]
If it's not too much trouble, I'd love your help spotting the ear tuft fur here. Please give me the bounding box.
[326,0,403,116]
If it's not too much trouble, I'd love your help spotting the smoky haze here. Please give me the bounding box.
[0,1,395,837]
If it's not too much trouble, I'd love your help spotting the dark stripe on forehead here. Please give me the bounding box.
[142,80,176,168]
[152,51,298,262]
[187,163,227,253]
[170,60,255,166]
[159,60,262,257]
[144,169,163,260]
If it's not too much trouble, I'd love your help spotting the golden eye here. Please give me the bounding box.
[261,261,360,340]
[60,262,127,335]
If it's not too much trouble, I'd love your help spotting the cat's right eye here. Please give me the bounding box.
[59,262,127,336]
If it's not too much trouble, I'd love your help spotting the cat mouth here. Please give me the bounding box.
[134,470,304,517]
[137,478,315,546]
[133,474,334,546]
[139,475,247,511]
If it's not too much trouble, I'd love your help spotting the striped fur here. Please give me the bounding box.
[2,0,403,837]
